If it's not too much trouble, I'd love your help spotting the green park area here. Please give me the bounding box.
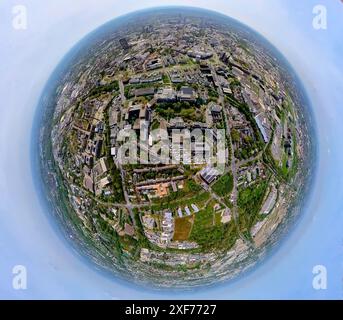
[155,101,204,122]
[212,173,234,197]
[237,180,268,238]
[189,200,238,252]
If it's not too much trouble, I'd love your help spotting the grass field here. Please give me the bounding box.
[212,173,234,197]
[188,200,239,251]
[173,216,194,241]
[237,180,269,235]
[151,188,210,212]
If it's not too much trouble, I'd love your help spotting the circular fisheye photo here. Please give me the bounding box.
[36,7,315,288]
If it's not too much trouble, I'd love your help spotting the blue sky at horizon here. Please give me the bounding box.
[0,0,343,299]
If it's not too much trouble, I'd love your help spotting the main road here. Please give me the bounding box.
[212,62,253,247]
[119,79,126,105]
